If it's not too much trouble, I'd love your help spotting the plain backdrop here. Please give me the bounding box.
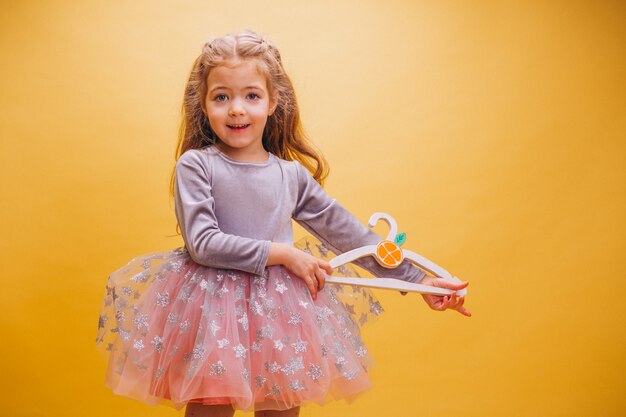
[0,1,624,416]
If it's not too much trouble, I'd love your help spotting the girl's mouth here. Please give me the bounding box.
[227,124,250,131]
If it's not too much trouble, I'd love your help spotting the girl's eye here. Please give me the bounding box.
[247,93,260,100]
[214,94,227,102]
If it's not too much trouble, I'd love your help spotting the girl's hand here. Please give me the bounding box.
[267,243,332,300]
[420,276,471,317]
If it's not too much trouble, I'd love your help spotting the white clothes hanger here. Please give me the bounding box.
[324,212,468,297]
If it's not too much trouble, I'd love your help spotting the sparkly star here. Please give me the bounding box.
[156,291,170,308]
[316,306,333,321]
[209,360,226,378]
[273,339,285,351]
[217,338,230,348]
[288,312,303,326]
[119,328,130,341]
[292,339,308,354]
[238,312,249,331]
[179,319,191,333]
[306,364,324,381]
[343,369,358,380]
[298,299,309,309]
[167,312,179,324]
[257,325,274,340]
[266,384,281,397]
[151,336,164,352]
[131,271,150,283]
[233,343,248,359]
[316,244,329,257]
[251,301,264,316]
[210,320,221,336]
[344,303,356,315]
[321,344,329,357]
[275,281,288,294]
[369,300,384,316]
[155,367,165,378]
[282,356,304,375]
[335,356,347,369]
[355,346,368,357]
[192,345,206,360]
[263,297,275,309]
[303,241,312,254]
[235,285,245,300]
[288,379,305,391]
[265,361,282,373]
[255,375,267,387]
[216,286,229,297]
[105,284,115,297]
[133,312,149,330]
[133,339,145,351]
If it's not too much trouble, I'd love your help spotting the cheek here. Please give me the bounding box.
[206,107,224,123]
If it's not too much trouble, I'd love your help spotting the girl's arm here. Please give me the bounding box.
[292,162,426,286]
[176,150,330,298]
[175,150,271,276]
[267,242,331,300]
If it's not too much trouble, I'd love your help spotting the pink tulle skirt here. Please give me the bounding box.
[95,238,385,412]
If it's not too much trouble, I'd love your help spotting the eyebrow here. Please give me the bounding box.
[209,85,264,94]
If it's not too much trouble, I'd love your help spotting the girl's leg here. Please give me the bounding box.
[184,403,235,417]
[255,406,301,417]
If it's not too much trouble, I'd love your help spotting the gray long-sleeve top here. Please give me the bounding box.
[174,146,425,284]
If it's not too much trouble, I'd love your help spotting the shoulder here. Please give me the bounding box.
[177,146,213,164]
[175,147,219,182]
[272,157,311,185]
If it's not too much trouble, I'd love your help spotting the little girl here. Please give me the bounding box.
[96,30,469,417]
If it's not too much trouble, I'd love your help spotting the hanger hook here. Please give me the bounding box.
[368,212,398,241]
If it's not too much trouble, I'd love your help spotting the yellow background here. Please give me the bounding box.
[1,1,624,416]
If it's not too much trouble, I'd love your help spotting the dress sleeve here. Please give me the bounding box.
[174,150,270,276]
[292,162,426,287]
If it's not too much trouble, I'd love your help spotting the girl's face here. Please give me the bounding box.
[204,59,277,162]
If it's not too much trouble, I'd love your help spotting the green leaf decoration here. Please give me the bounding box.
[394,232,406,246]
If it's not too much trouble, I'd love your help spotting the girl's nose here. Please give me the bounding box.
[228,99,245,117]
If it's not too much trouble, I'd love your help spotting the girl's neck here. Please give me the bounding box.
[214,143,270,163]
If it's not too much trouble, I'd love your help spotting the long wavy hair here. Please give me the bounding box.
[169,30,329,203]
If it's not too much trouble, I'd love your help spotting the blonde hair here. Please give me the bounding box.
[169,30,329,200]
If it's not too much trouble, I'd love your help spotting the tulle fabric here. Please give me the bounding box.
[95,238,385,411]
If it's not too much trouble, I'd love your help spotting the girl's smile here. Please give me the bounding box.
[203,59,277,162]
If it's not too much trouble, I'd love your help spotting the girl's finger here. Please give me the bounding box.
[458,306,472,317]
[305,276,317,300]
[435,279,469,290]
[314,267,326,291]
[319,261,332,275]
[449,291,461,309]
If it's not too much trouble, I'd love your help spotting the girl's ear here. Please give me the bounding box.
[200,98,208,117]
[269,93,278,116]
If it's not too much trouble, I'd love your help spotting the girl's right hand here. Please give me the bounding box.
[267,243,332,300]
[419,276,471,317]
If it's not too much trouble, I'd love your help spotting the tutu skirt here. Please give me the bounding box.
[95,238,385,411]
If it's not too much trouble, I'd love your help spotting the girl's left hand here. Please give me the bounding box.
[420,276,471,317]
